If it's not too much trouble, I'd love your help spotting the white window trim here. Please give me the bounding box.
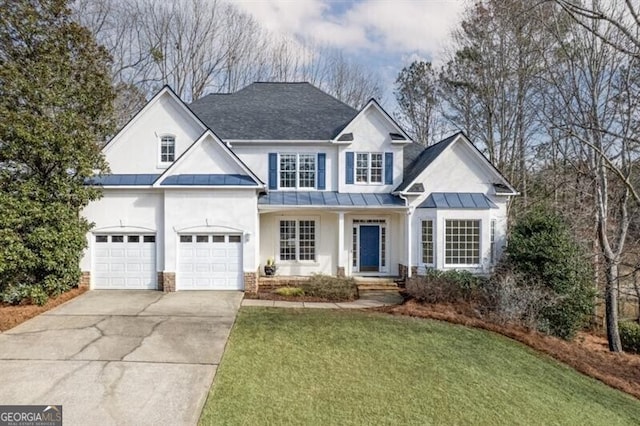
[158,134,176,167]
[278,153,317,190]
[421,219,435,267]
[354,152,384,185]
[443,218,482,267]
[276,216,319,263]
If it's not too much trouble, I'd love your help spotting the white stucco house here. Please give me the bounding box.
[79,82,517,292]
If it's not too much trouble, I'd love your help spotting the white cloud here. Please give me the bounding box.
[230,0,464,61]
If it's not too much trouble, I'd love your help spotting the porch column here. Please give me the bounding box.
[337,211,346,277]
[406,208,413,278]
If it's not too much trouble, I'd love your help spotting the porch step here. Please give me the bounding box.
[354,277,402,292]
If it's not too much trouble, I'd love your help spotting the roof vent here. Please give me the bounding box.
[493,183,512,194]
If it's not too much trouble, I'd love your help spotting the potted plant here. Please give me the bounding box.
[264,257,276,276]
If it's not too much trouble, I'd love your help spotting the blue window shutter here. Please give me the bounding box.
[385,152,393,184]
[346,152,354,184]
[268,153,277,189]
[317,153,326,190]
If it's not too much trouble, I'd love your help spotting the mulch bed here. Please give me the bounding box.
[0,287,87,332]
[379,299,640,400]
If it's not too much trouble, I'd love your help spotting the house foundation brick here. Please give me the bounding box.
[79,272,90,289]
[244,272,258,294]
[336,266,345,277]
[399,264,408,279]
[160,272,176,292]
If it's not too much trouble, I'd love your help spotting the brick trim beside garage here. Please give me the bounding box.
[79,272,90,288]
[159,272,176,292]
[243,271,258,293]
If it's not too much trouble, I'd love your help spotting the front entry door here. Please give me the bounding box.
[359,225,380,272]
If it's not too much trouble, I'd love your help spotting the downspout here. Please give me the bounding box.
[398,193,413,279]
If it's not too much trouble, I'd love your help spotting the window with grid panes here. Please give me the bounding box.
[279,154,297,188]
[355,153,383,183]
[422,220,434,264]
[160,136,175,163]
[445,220,480,264]
[279,154,316,189]
[279,219,316,261]
[279,220,297,260]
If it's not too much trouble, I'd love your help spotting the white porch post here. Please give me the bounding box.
[406,208,413,278]
[337,211,345,276]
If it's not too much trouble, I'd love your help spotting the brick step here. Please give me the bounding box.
[357,284,400,291]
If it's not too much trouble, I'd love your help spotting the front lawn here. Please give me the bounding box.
[199,309,640,425]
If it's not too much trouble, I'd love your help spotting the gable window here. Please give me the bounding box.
[421,220,434,265]
[445,220,480,265]
[279,153,316,189]
[355,153,383,183]
[160,135,175,163]
[279,219,316,261]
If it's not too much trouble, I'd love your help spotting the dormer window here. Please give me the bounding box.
[160,135,175,163]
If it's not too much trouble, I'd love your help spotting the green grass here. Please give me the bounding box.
[199,309,640,425]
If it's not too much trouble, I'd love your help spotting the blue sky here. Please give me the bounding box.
[230,0,465,106]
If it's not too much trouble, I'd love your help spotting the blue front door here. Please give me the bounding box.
[359,225,380,272]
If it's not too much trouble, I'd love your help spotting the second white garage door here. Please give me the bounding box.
[177,234,243,290]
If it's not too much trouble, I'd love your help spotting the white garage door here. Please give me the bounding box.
[93,234,157,289]
[178,234,243,290]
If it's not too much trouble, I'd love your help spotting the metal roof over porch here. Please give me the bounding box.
[258,191,405,208]
[418,192,498,209]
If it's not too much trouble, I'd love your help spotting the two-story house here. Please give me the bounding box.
[80,82,517,292]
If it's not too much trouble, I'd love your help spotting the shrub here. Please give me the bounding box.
[275,287,305,297]
[619,321,640,354]
[406,269,483,304]
[482,270,557,329]
[506,207,595,339]
[1,284,32,305]
[1,283,49,306]
[299,274,358,301]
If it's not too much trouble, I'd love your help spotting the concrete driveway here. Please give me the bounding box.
[0,290,243,425]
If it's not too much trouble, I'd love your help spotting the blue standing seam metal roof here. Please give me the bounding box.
[418,192,498,209]
[259,191,405,207]
[160,174,257,186]
[85,174,160,186]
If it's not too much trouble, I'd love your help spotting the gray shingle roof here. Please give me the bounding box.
[258,191,405,207]
[396,133,461,192]
[418,192,498,209]
[189,82,358,140]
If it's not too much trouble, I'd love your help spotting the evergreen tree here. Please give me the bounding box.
[0,0,114,303]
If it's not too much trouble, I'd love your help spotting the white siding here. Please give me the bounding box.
[104,92,204,174]
[337,108,405,193]
[163,133,246,177]
[163,189,258,274]
[232,144,338,190]
[259,210,403,277]
[80,190,164,285]
[407,139,512,273]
